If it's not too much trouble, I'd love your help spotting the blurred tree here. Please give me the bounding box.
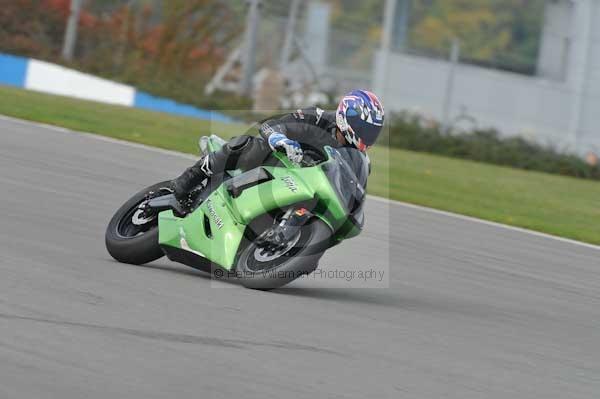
[409,0,546,73]
[327,0,385,69]
[0,0,248,109]
[0,0,66,57]
[73,0,241,83]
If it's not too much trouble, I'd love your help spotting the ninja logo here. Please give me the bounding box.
[281,176,298,193]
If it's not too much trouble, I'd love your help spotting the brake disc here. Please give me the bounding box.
[253,232,301,262]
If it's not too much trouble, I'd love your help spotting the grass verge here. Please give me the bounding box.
[1,85,599,244]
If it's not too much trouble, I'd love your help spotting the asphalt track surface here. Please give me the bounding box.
[1,116,599,399]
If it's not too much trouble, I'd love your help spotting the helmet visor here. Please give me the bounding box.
[346,115,382,146]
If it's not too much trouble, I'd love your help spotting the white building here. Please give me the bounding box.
[374,0,600,155]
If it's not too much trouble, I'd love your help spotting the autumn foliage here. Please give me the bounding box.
[409,0,545,73]
[0,0,247,108]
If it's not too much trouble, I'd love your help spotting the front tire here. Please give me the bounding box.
[236,219,331,290]
[105,181,171,265]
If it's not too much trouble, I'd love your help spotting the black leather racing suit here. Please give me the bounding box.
[172,107,343,198]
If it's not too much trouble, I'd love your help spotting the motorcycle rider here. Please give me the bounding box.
[171,89,385,211]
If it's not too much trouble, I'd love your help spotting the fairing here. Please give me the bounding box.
[158,139,366,270]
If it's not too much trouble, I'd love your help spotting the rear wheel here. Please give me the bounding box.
[235,219,331,290]
[105,181,171,265]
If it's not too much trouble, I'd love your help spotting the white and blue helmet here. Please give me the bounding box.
[336,90,385,152]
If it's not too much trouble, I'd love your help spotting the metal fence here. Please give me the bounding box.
[245,0,384,106]
[237,0,549,106]
[2,0,570,130]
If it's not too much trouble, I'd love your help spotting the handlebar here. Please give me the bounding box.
[300,148,325,167]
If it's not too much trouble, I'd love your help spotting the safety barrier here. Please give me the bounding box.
[0,53,232,123]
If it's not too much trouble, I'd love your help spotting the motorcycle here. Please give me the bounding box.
[105,135,368,290]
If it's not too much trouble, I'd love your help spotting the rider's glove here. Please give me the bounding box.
[268,133,303,164]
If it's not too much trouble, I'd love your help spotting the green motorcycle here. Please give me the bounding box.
[105,135,368,289]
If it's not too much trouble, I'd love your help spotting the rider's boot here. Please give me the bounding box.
[171,154,213,214]
[170,135,261,215]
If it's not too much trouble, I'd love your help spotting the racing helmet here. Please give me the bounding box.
[336,90,385,152]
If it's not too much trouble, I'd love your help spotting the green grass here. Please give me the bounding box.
[1,85,599,244]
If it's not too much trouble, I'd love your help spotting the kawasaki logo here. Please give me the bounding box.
[205,199,224,229]
[282,176,298,193]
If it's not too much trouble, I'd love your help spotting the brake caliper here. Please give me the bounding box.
[256,208,312,254]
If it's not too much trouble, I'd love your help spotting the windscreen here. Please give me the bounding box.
[322,147,368,213]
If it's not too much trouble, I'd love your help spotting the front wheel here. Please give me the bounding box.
[235,219,331,290]
[105,181,171,265]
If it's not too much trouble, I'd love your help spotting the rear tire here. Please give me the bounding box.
[235,219,331,290]
[105,181,171,265]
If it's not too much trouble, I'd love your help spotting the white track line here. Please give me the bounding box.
[2,114,599,252]
[367,196,600,251]
[0,114,197,161]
